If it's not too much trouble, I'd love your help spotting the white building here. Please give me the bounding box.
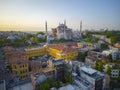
[111,51,117,60]
[58,84,75,90]
[79,66,104,90]
[92,34,106,40]
[101,50,111,56]
[104,64,119,78]
[73,30,82,39]
[111,69,119,78]
[73,76,94,90]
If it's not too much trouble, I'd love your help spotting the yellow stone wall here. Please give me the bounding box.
[49,47,78,60]
[25,47,47,58]
[10,63,29,79]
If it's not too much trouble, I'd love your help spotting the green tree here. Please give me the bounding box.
[101,43,109,50]
[106,66,111,75]
[95,61,104,72]
[36,32,45,35]
[108,54,112,61]
[77,52,87,62]
[65,74,72,83]
[24,33,32,39]
[47,78,57,87]
[110,36,117,45]
[37,78,58,90]
[38,82,50,90]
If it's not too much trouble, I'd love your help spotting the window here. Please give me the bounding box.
[20,71,22,74]
[20,65,22,68]
[15,71,17,75]
[14,65,16,69]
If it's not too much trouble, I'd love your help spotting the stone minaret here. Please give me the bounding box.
[64,20,66,39]
[80,21,82,38]
[64,20,66,26]
[64,20,66,32]
[45,21,48,35]
[80,21,82,34]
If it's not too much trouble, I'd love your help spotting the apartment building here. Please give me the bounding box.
[10,59,29,79]
[80,66,104,90]
[48,59,65,80]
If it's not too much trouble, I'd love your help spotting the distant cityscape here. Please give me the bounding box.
[0,0,120,90]
[0,20,120,90]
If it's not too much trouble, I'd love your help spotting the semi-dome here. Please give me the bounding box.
[57,24,67,29]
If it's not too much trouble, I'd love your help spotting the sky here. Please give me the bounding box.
[0,0,120,31]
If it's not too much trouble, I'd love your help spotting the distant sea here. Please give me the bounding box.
[0,30,51,34]
[25,31,40,34]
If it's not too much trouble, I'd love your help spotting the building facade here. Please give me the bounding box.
[25,46,47,58]
[80,66,104,90]
[29,60,41,73]
[3,47,28,63]
[10,59,29,79]
[48,59,65,81]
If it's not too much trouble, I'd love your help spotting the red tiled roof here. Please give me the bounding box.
[5,49,27,56]
[3,46,15,52]
[114,43,120,48]
[42,67,54,73]
[29,60,41,68]
[67,42,78,47]
[49,44,77,53]
[10,58,28,64]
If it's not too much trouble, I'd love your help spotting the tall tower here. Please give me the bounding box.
[64,20,66,26]
[45,21,48,35]
[64,20,66,39]
[80,21,82,38]
[63,20,66,32]
[80,20,82,33]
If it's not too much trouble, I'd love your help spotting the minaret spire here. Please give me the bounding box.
[45,21,48,35]
[64,20,66,32]
[80,20,82,33]
[64,19,66,26]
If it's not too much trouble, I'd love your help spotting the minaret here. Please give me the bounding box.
[80,21,82,38]
[64,20,66,39]
[45,21,48,35]
[64,20,66,31]
[64,20,66,26]
[80,20,82,34]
